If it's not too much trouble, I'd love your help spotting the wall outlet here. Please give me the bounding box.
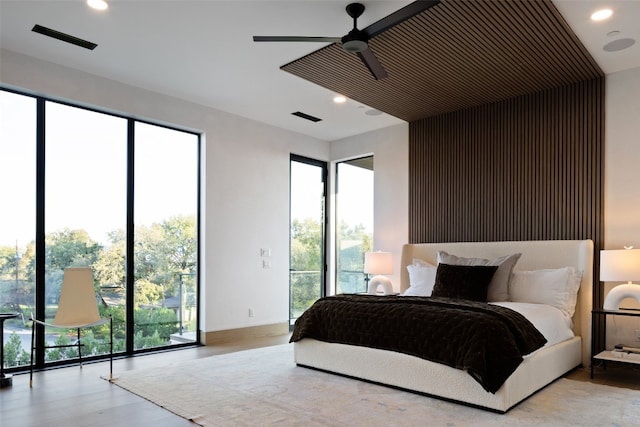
[635,329,640,342]
[262,259,271,269]
[249,308,254,318]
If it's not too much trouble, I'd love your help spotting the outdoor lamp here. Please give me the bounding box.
[601,248,640,310]
[364,251,394,295]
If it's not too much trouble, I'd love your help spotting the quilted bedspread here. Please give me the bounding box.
[290,294,547,393]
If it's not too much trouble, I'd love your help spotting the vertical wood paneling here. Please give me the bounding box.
[408,77,604,351]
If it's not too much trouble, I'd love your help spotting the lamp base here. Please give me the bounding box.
[367,275,394,295]
[603,283,640,310]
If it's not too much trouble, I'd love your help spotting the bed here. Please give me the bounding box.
[292,240,593,413]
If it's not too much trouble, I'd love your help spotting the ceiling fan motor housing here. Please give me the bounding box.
[341,29,368,52]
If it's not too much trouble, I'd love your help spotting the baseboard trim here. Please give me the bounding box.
[200,322,289,345]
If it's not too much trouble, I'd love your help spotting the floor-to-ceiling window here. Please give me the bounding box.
[43,101,127,362]
[0,90,36,368]
[335,156,373,294]
[0,88,199,371]
[134,122,198,349]
[289,155,327,326]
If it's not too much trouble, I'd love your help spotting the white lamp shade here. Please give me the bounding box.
[364,251,393,275]
[600,249,640,282]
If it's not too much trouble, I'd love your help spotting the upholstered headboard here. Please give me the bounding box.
[400,240,594,366]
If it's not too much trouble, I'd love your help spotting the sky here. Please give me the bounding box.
[290,159,373,233]
[0,90,198,250]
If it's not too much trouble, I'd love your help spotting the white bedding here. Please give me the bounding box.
[491,302,574,349]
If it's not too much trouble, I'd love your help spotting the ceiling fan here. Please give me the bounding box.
[253,1,440,80]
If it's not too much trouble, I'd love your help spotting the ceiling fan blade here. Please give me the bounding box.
[253,36,342,43]
[363,0,440,38]
[357,48,388,80]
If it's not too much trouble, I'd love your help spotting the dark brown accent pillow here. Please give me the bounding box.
[431,263,499,302]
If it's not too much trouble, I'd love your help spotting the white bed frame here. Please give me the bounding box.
[294,240,593,413]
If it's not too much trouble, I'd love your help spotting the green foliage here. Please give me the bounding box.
[336,221,373,294]
[45,228,102,271]
[45,333,77,361]
[93,235,125,289]
[0,246,18,278]
[290,217,372,311]
[2,332,30,367]
[135,307,178,342]
[0,244,33,308]
[44,270,64,305]
[290,272,321,318]
[0,213,196,361]
[290,218,323,271]
[160,216,197,271]
[99,305,125,341]
[135,278,165,307]
[134,329,168,350]
[290,218,324,316]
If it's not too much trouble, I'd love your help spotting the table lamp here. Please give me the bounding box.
[601,248,640,310]
[364,251,394,294]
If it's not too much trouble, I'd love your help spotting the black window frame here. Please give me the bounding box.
[1,86,202,372]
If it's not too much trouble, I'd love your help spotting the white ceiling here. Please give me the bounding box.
[1,0,639,141]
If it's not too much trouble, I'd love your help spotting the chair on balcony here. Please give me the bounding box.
[29,267,113,386]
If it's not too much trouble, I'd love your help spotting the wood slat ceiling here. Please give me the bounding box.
[281,0,603,122]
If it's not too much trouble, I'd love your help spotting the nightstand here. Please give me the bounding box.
[591,308,640,379]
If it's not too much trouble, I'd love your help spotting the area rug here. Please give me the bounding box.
[109,344,640,426]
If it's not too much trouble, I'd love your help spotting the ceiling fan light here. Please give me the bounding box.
[341,28,368,52]
[342,39,368,52]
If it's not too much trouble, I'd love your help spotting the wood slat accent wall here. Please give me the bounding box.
[409,78,605,350]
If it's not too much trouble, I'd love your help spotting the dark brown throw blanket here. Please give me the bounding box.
[290,294,547,393]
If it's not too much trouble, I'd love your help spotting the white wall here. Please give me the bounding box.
[330,123,409,292]
[604,66,640,250]
[0,48,330,333]
[603,66,640,347]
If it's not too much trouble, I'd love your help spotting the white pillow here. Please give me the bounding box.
[510,267,583,317]
[403,259,436,296]
[436,251,521,302]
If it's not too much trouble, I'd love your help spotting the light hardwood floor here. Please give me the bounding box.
[0,334,291,427]
[2,334,639,427]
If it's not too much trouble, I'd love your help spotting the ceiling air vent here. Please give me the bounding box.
[32,24,98,50]
[291,111,322,123]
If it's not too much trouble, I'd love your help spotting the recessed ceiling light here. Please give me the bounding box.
[87,0,109,11]
[333,95,347,104]
[591,9,613,21]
